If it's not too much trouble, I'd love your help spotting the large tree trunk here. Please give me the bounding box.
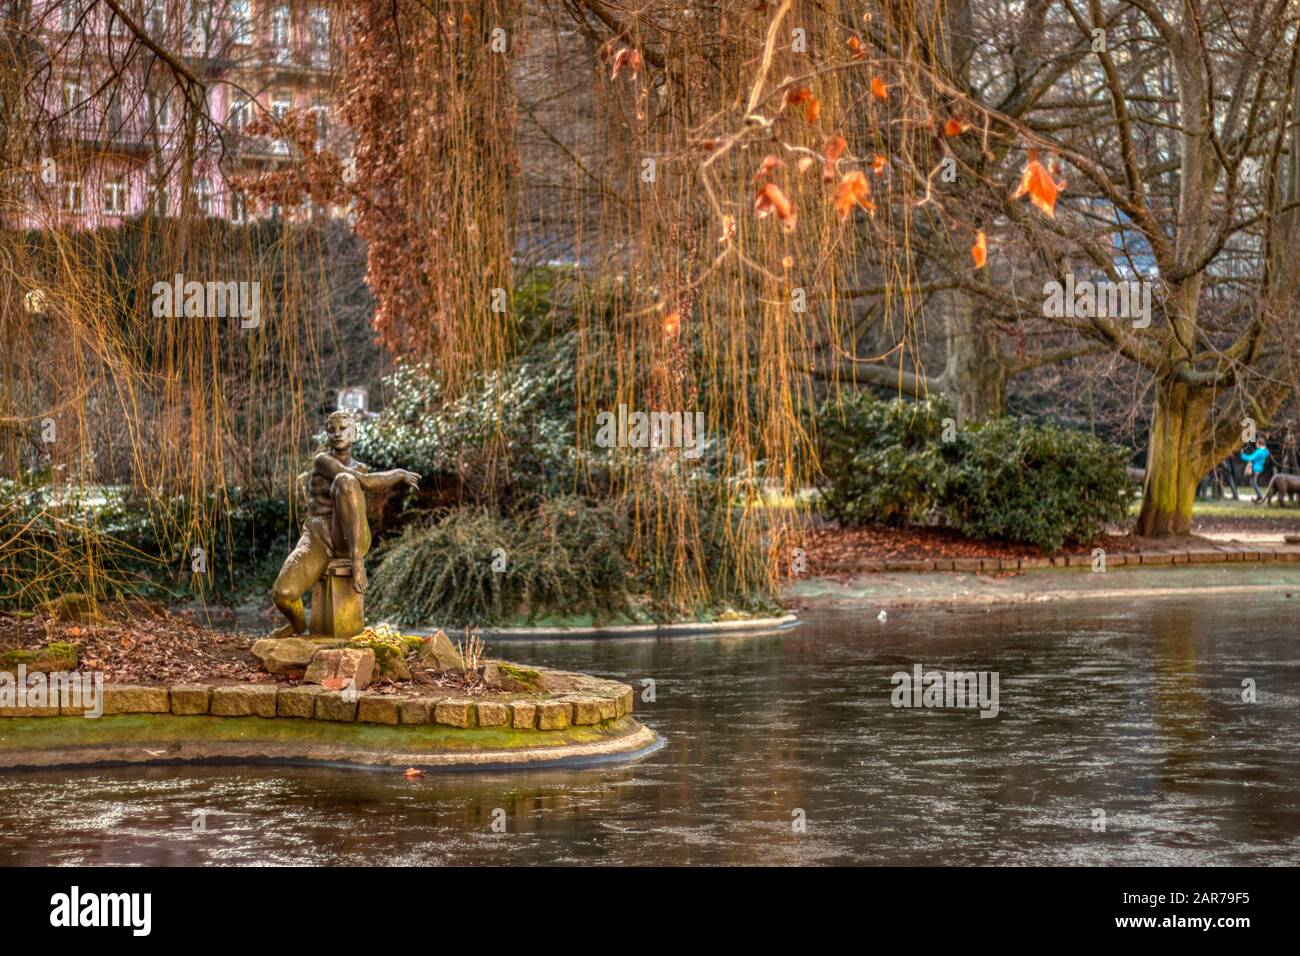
[943,291,1007,424]
[1136,379,1214,536]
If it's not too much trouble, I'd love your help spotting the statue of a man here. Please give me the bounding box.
[270,410,419,637]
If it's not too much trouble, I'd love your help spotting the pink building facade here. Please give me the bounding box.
[4,0,343,229]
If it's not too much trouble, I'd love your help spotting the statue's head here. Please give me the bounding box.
[325,410,357,451]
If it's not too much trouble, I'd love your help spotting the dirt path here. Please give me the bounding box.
[785,562,1300,611]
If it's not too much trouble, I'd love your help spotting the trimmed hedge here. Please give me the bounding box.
[816,395,951,527]
[940,418,1131,550]
[816,394,1131,550]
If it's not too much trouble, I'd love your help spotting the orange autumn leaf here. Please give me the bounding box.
[822,134,847,182]
[944,117,970,137]
[871,153,887,175]
[1011,149,1065,217]
[971,230,987,268]
[755,181,798,232]
[833,171,874,220]
[871,76,888,101]
[802,95,821,124]
[753,154,784,184]
[847,35,865,60]
[610,47,643,80]
[784,87,821,124]
[662,311,681,336]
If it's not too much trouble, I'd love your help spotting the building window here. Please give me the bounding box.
[270,93,291,153]
[228,95,251,131]
[61,80,85,120]
[271,5,290,59]
[62,180,83,213]
[309,7,328,44]
[231,192,247,223]
[149,90,170,129]
[192,178,211,216]
[310,104,328,148]
[188,2,211,53]
[103,176,127,214]
[308,6,328,64]
[146,0,166,36]
[107,93,123,137]
[230,0,251,44]
[59,1,76,32]
[151,182,169,218]
[109,10,128,37]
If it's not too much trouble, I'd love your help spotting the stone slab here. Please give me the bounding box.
[170,686,211,716]
[211,685,278,718]
[103,685,170,715]
[357,695,400,725]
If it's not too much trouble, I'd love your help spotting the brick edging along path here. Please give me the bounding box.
[830,543,1300,574]
[0,677,636,728]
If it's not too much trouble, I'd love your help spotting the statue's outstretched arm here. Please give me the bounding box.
[314,453,419,492]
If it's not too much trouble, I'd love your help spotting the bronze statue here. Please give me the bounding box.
[269,410,420,638]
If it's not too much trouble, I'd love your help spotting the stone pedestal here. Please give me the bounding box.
[310,559,364,640]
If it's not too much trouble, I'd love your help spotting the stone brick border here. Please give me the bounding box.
[825,543,1300,574]
[1,674,635,730]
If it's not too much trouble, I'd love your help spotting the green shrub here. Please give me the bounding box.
[814,394,1131,550]
[815,394,952,526]
[368,496,636,628]
[939,419,1130,550]
[354,333,585,507]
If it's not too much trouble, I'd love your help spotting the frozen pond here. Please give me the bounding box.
[2,596,1298,865]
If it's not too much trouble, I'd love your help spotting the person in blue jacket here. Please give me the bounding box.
[1241,437,1271,502]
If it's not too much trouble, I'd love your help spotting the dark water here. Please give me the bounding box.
[2,597,1298,866]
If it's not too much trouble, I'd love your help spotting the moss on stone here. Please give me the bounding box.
[495,662,542,691]
[1,642,81,673]
[0,712,642,758]
[347,636,412,680]
[41,592,100,623]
